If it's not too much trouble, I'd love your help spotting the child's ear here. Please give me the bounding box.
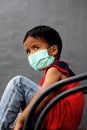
[51,45,58,56]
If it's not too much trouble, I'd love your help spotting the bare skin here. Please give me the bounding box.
[14,36,67,130]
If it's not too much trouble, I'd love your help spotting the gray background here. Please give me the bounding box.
[0,0,87,128]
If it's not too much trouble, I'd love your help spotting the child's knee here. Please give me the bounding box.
[9,75,22,85]
[6,75,24,91]
[7,75,31,91]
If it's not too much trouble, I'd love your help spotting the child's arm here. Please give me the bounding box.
[14,67,67,130]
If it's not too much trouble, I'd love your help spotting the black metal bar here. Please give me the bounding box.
[23,72,87,130]
[34,84,87,130]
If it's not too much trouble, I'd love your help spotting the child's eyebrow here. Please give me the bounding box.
[31,44,40,47]
[32,43,39,46]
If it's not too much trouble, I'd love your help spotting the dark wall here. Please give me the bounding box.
[0,0,87,127]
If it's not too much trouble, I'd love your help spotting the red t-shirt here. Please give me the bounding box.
[40,61,84,130]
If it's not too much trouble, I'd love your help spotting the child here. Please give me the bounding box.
[0,25,84,130]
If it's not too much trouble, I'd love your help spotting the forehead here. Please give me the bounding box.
[24,36,49,48]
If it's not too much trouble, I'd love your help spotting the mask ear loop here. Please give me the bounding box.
[47,46,55,58]
[47,46,53,51]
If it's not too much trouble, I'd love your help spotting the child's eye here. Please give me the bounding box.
[34,47,39,50]
[26,49,30,55]
[32,44,40,51]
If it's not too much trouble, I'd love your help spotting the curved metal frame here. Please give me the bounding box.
[23,72,87,130]
[34,84,87,130]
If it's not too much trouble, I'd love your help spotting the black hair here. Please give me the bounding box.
[23,25,62,59]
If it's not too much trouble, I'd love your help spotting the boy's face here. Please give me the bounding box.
[24,36,58,59]
[24,36,50,56]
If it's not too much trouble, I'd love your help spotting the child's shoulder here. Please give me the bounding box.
[40,60,75,86]
[40,63,65,87]
[46,65,68,81]
[49,60,75,77]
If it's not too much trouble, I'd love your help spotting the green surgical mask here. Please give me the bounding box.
[28,49,55,71]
